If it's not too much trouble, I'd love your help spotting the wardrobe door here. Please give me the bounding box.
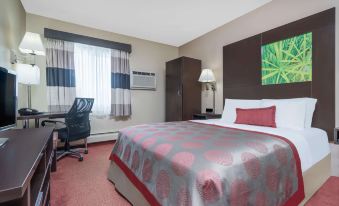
[182,57,201,120]
[166,59,183,122]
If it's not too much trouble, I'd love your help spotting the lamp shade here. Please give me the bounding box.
[19,32,45,56]
[16,63,40,85]
[198,69,216,82]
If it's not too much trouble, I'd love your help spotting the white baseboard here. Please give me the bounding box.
[87,132,118,143]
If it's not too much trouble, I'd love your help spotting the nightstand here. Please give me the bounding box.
[334,128,339,144]
[193,113,222,120]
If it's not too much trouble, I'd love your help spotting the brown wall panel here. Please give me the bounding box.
[224,83,311,100]
[223,35,261,88]
[223,8,335,140]
[311,23,335,137]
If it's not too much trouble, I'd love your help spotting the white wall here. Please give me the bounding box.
[179,0,339,126]
[26,14,179,135]
[0,0,27,109]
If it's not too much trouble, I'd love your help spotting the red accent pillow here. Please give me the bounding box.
[235,106,276,128]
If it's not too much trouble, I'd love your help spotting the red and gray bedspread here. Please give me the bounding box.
[109,121,304,206]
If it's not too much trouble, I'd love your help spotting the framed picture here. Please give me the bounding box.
[261,32,312,85]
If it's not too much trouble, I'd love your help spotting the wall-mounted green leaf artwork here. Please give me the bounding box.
[261,32,312,85]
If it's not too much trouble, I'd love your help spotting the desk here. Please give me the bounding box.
[17,111,67,128]
[0,128,54,206]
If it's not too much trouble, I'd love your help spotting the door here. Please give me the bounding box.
[166,59,182,122]
[182,57,201,120]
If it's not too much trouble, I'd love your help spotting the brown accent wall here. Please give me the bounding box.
[223,8,335,139]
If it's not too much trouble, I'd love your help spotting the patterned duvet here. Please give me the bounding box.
[109,121,304,206]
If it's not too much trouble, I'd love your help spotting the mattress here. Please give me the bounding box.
[191,119,330,172]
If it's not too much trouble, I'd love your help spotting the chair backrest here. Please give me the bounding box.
[65,98,94,140]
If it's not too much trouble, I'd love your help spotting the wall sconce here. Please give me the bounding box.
[198,68,216,113]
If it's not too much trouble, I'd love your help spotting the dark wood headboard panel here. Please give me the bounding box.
[223,8,335,140]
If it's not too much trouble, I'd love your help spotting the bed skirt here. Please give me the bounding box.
[107,154,330,206]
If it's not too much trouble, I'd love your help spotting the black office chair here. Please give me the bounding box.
[42,98,94,161]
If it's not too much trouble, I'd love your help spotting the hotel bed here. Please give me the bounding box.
[107,117,330,206]
[193,119,331,173]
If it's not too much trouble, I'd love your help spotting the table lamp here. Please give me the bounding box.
[16,32,44,111]
[198,69,216,114]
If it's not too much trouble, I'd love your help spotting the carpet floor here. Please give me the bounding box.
[305,176,339,206]
[51,142,131,206]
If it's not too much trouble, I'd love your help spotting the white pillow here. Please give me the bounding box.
[221,99,262,123]
[262,100,306,130]
[263,98,317,128]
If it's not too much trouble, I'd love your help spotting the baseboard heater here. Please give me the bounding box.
[90,131,118,136]
[87,131,119,143]
[57,131,119,149]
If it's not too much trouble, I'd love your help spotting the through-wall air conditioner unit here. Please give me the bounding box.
[130,70,156,90]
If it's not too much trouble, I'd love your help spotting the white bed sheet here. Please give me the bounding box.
[191,119,330,172]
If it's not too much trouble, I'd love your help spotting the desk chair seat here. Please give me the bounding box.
[42,98,94,161]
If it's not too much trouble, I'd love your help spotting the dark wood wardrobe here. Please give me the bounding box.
[165,57,201,122]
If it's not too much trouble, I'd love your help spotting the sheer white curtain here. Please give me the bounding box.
[74,43,111,116]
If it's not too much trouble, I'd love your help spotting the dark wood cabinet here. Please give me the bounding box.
[166,57,201,121]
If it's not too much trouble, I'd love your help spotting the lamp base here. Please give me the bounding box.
[27,85,32,109]
[204,82,216,114]
[212,86,216,114]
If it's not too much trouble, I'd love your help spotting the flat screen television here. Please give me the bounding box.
[0,67,16,131]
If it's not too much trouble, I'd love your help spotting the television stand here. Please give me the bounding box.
[0,128,54,206]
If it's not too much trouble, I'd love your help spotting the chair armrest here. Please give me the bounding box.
[41,120,66,127]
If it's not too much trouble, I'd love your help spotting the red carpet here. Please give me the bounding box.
[306,176,339,206]
[51,142,131,206]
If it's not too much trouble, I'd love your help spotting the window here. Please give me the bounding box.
[74,43,111,116]
[46,37,131,117]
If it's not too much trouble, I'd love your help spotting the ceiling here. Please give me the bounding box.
[21,0,271,47]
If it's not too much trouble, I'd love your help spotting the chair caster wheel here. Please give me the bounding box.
[79,156,83,161]
[84,150,88,154]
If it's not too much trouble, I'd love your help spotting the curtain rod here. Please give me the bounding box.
[44,28,132,53]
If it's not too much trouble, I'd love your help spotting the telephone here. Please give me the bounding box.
[18,108,42,116]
